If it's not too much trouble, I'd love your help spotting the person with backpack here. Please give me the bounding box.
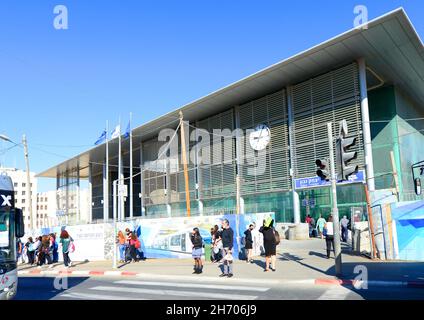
[60,230,74,268]
[244,224,254,264]
[25,237,35,265]
[259,217,278,272]
[190,228,204,274]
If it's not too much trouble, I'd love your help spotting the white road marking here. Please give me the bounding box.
[90,286,258,300]
[61,292,148,300]
[134,273,280,285]
[115,280,270,292]
[70,271,90,276]
[104,271,123,277]
[317,285,353,300]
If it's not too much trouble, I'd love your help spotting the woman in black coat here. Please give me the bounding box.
[259,219,277,272]
[244,224,254,263]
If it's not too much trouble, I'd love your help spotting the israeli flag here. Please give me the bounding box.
[94,130,107,145]
[111,125,121,139]
[123,121,130,139]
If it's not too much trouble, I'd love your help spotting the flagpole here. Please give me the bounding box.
[129,112,134,220]
[105,120,109,222]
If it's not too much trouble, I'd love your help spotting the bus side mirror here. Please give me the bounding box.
[15,208,25,238]
[415,178,422,196]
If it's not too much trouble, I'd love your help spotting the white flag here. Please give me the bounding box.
[111,125,121,139]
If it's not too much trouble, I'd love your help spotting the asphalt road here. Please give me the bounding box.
[16,276,424,301]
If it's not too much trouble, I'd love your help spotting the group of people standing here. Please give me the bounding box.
[307,214,351,259]
[18,230,74,268]
[192,219,235,277]
[117,228,144,263]
[191,217,280,277]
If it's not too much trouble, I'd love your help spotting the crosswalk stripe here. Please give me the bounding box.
[115,280,270,292]
[90,286,258,300]
[61,292,149,300]
[134,273,280,285]
[317,285,353,300]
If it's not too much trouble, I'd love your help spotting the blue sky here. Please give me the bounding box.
[0,0,423,192]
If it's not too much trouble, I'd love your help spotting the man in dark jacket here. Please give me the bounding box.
[220,219,234,278]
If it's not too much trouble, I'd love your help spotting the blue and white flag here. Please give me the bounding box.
[111,125,121,139]
[94,130,107,145]
[123,121,131,139]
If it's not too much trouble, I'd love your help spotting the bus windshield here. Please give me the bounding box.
[0,208,16,264]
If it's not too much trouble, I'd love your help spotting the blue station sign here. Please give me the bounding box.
[294,170,365,190]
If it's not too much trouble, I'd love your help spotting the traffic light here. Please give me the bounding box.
[316,159,329,181]
[336,135,359,181]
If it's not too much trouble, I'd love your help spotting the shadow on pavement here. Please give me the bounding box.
[325,261,424,282]
[279,253,334,276]
[16,277,90,300]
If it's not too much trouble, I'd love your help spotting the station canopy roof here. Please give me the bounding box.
[38,8,424,179]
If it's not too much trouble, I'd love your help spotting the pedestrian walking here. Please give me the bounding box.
[190,228,204,274]
[306,215,313,238]
[38,235,53,268]
[340,215,350,243]
[16,238,23,264]
[219,219,234,278]
[316,214,327,239]
[50,233,59,263]
[117,231,126,263]
[259,217,277,272]
[324,215,335,259]
[33,236,42,266]
[244,224,254,264]
[60,230,74,268]
[25,237,35,265]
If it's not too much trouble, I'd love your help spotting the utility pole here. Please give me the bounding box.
[22,134,34,230]
[179,111,191,218]
[327,123,342,276]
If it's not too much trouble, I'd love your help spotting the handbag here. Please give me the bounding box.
[69,242,75,253]
[323,228,328,237]
[224,253,234,261]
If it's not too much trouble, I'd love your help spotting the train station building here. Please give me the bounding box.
[38,8,424,225]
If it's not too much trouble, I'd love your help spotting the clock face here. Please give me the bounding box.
[249,124,271,151]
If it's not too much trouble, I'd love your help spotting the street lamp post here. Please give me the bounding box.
[0,134,34,230]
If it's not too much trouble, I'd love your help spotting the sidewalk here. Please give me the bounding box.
[18,239,424,288]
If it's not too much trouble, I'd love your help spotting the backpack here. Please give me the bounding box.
[274,230,281,246]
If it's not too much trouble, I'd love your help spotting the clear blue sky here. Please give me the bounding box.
[0,0,423,192]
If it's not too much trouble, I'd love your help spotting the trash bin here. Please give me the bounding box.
[288,226,296,241]
[204,245,212,261]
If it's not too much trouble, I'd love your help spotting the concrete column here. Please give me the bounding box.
[287,86,301,224]
[140,143,145,217]
[234,106,245,214]
[194,122,204,216]
[166,158,172,217]
[88,163,93,224]
[358,58,376,192]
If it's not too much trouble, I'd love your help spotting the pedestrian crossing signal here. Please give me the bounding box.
[316,159,329,181]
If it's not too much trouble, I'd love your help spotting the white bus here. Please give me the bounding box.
[0,174,25,300]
